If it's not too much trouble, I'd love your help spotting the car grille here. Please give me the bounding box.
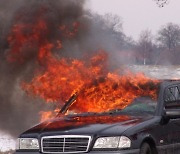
[41,135,91,153]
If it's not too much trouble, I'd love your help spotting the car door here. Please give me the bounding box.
[163,83,180,153]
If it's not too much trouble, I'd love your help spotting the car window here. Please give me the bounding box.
[120,97,157,115]
[164,84,180,109]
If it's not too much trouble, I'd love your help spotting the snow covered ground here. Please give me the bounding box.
[129,65,180,80]
[0,133,15,152]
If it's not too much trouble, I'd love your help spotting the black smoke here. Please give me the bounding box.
[0,0,133,138]
[0,0,90,137]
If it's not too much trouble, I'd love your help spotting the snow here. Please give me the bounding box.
[0,133,15,152]
[129,65,180,80]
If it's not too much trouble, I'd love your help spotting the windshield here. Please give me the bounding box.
[59,80,160,117]
[119,96,157,115]
[65,96,158,116]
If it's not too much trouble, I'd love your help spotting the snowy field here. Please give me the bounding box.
[1,65,180,152]
[0,133,15,152]
[129,65,180,80]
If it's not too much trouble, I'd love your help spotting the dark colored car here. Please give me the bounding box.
[15,80,180,154]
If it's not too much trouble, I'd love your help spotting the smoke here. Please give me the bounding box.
[0,0,135,137]
[0,0,90,137]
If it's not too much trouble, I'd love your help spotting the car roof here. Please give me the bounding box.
[159,79,180,87]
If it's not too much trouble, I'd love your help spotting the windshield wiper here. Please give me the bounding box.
[59,92,78,114]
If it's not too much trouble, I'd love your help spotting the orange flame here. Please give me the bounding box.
[7,16,160,122]
[22,50,159,122]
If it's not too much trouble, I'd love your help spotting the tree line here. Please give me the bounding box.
[92,13,180,65]
[136,23,180,65]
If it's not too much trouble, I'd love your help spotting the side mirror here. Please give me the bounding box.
[165,109,180,119]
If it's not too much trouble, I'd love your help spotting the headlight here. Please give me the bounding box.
[93,136,131,149]
[17,138,39,150]
[118,136,131,148]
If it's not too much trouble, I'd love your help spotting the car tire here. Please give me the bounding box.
[140,142,152,154]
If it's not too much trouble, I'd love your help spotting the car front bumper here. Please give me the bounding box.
[15,149,140,154]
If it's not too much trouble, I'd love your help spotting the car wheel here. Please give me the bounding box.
[140,142,152,154]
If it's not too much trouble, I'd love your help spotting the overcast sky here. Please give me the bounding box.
[88,0,180,40]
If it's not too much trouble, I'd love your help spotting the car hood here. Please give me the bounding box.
[23,114,153,136]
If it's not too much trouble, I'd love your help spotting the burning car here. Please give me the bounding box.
[15,80,180,154]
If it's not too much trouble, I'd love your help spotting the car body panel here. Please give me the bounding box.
[22,114,152,137]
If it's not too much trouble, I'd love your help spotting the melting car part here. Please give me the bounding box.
[59,92,78,114]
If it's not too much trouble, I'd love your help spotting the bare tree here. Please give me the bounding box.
[157,23,180,51]
[137,30,153,65]
[103,13,123,32]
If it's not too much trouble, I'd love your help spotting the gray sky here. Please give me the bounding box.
[88,0,180,40]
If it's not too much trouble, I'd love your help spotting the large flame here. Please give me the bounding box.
[22,50,159,122]
[7,15,160,122]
